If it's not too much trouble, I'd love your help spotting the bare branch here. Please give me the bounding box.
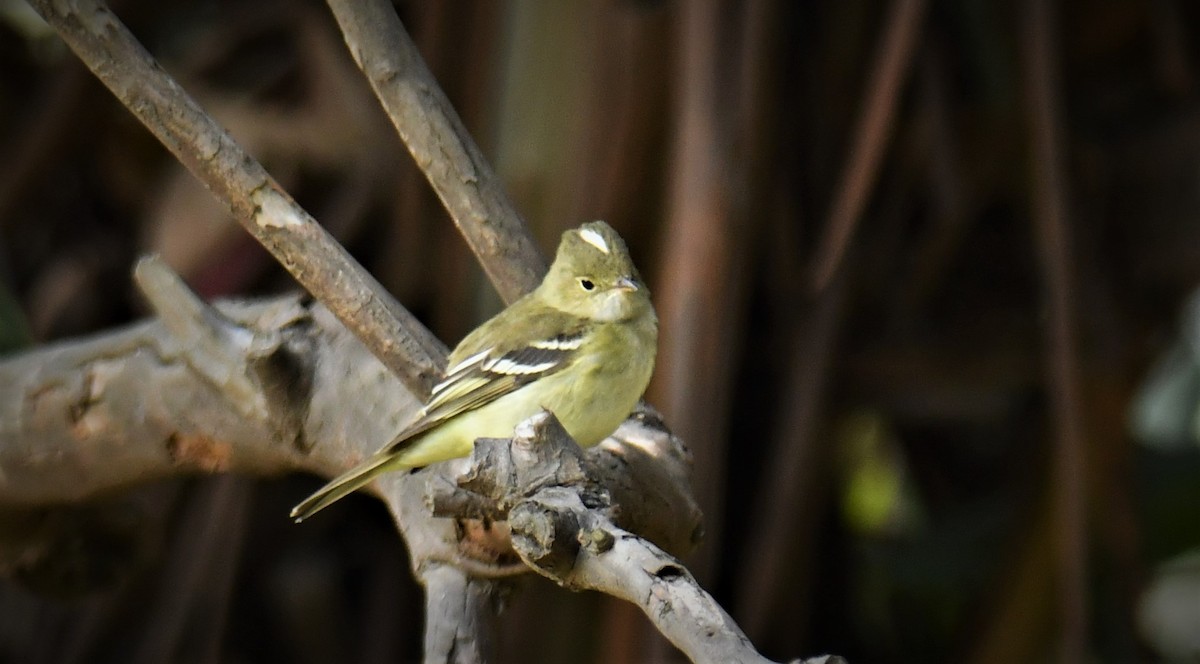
[26,0,446,397]
[0,288,405,505]
[1,263,527,663]
[427,411,846,664]
[324,0,546,304]
[0,268,710,660]
[418,563,499,664]
[513,490,770,664]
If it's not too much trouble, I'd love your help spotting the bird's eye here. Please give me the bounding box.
[579,278,595,291]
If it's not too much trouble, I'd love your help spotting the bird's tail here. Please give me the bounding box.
[290,453,398,522]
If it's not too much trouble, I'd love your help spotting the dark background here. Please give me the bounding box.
[2,0,1199,662]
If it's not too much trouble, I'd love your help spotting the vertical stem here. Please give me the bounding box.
[807,0,928,292]
[418,564,496,664]
[650,0,739,582]
[1022,0,1089,660]
[736,269,847,641]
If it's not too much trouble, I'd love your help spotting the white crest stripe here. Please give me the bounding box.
[578,228,610,254]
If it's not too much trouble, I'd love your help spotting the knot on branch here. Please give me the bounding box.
[425,407,702,582]
[507,487,585,578]
[426,410,611,523]
[424,409,835,662]
[134,255,316,451]
[423,410,626,584]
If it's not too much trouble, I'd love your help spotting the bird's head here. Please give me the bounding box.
[541,221,651,322]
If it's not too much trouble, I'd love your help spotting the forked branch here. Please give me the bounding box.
[12,1,846,662]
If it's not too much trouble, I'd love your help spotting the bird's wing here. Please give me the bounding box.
[379,318,590,455]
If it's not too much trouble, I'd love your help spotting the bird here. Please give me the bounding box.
[291,221,658,521]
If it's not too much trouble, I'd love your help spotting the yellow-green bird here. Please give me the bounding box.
[291,221,658,521]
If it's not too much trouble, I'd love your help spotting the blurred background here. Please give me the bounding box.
[2,0,1200,661]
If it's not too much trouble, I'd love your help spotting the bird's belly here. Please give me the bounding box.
[535,365,644,447]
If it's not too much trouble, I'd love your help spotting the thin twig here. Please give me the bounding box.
[324,0,546,304]
[0,61,91,232]
[735,267,848,642]
[27,0,446,399]
[131,476,250,664]
[1022,0,1089,660]
[901,46,972,315]
[807,0,928,292]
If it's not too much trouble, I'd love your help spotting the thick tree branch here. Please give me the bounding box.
[417,563,499,663]
[0,280,400,504]
[27,0,446,397]
[0,261,721,660]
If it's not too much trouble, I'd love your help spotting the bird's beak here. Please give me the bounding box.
[615,276,639,292]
